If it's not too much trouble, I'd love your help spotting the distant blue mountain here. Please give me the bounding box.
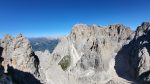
[29,37,60,53]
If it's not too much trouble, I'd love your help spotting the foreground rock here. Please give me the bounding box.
[115,22,150,83]
[0,34,41,84]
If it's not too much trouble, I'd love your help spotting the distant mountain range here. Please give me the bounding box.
[29,37,60,53]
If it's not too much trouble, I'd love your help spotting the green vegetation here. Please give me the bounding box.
[58,55,71,71]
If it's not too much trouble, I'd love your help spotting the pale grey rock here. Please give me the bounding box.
[69,24,133,72]
[0,34,41,84]
[51,24,134,84]
[106,80,116,84]
[35,50,79,84]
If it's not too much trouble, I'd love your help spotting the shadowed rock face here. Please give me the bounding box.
[7,65,41,84]
[0,45,13,84]
[0,47,3,63]
[0,47,3,57]
[115,22,150,83]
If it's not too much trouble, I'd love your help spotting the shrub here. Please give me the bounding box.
[58,55,71,71]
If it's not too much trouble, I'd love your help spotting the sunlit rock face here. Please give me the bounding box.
[0,22,150,84]
[69,24,133,72]
[49,23,134,84]
[0,34,41,84]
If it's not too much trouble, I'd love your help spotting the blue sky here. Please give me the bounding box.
[0,0,150,37]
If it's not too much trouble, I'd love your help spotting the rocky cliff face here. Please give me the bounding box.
[0,34,41,84]
[115,22,150,83]
[0,22,150,84]
[69,24,133,72]
[50,24,134,84]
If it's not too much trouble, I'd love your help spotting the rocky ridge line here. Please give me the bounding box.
[0,22,150,84]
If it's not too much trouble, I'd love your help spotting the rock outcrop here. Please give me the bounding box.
[0,34,41,84]
[115,22,150,83]
[69,24,133,72]
[49,24,134,84]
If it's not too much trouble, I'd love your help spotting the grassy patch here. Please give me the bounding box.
[58,55,71,71]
